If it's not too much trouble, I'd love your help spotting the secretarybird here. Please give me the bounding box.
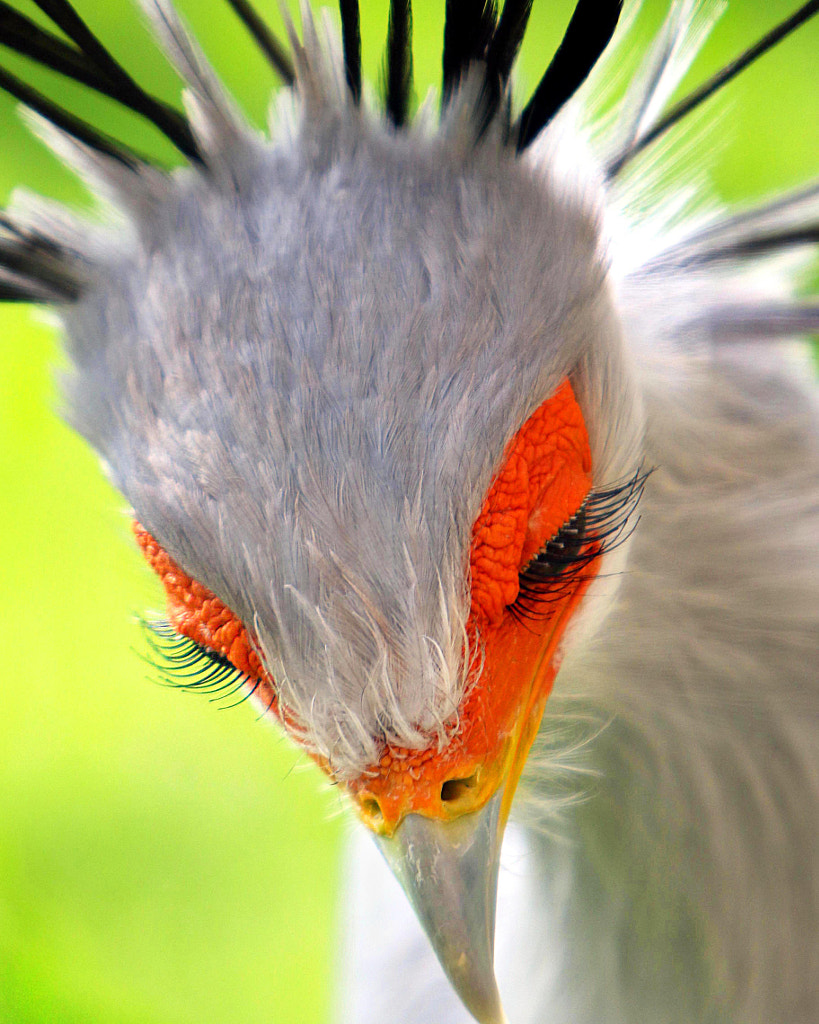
[1,0,818,1020]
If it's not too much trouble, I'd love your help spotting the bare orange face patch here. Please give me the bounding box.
[347,379,596,833]
[469,379,593,624]
[133,525,278,713]
[134,379,596,835]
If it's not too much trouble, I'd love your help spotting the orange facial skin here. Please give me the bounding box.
[134,379,595,837]
[133,526,278,715]
[349,379,595,834]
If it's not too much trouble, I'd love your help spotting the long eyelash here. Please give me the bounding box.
[138,618,261,708]
[511,465,650,622]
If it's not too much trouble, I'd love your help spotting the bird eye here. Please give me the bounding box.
[133,523,277,713]
[512,507,595,618]
[512,468,650,616]
[523,507,589,579]
[141,619,254,705]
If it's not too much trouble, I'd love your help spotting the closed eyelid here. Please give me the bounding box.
[133,522,279,713]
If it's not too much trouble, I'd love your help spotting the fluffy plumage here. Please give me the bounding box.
[1,0,817,1021]
[7,0,644,776]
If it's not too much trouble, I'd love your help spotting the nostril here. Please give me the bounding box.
[360,797,383,824]
[440,770,479,804]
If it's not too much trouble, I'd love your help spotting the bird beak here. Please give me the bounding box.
[374,787,508,1024]
[350,568,594,1020]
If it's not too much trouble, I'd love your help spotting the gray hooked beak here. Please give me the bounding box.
[374,788,508,1024]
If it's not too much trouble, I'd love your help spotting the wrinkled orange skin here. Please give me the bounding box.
[135,380,594,834]
[133,526,278,714]
[348,380,594,831]
[469,380,592,623]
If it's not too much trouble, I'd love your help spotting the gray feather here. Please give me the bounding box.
[56,111,623,770]
[3,0,816,1019]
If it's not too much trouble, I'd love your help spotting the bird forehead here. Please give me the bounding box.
[58,121,606,774]
[65,125,602,609]
[138,127,598,371]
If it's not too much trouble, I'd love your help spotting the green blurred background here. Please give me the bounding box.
[0,2,816,1022]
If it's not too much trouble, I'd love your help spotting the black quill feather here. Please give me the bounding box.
[222,0,295,85]
[27,0,201,160]
[0,1,200,161]
[608,0,819,176]
[516,0,622,151]
[339,0,362,101]
[442,0,496,101]
[0,63,145,167]
[486,0,532,83]
[385,0,413,127]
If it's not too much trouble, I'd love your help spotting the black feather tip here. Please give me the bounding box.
[385,0,413,127]
[516,0,623,151]
[339,0,362,102]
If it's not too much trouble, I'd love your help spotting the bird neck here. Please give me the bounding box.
[509,347,819,1023]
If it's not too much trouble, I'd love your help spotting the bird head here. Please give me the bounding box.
[3,0,818,1018]
[123,139,643,1015]
[0,0,648,1020]
[106,48,643,1021]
